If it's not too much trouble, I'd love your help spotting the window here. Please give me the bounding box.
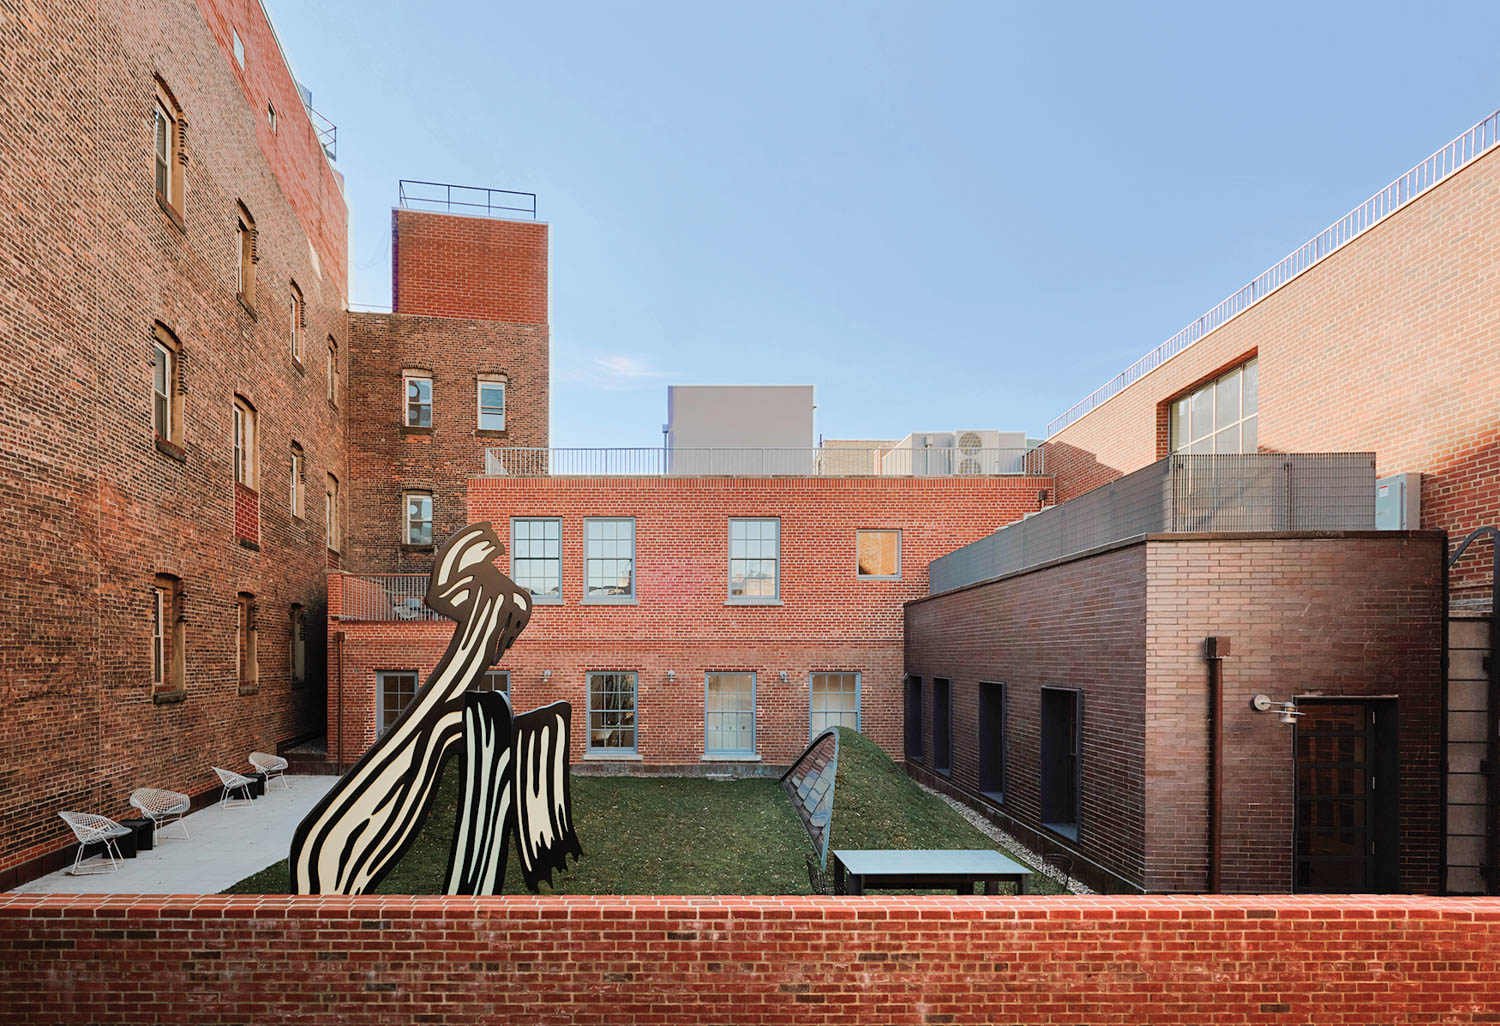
[378,670,419,736]
[1169,357,1258,455]
[904,676,923,762]
[151,323,182,447]
[856,529,901,579]
[511,518,561,600]
[585,518,635,600]
[704,672,755,756]
[979,682,1005,802]
[473,669,509,695]
[235,203,257,306]
[326,337,339,406]
[809,672,859,737]
[232,396,257,489]
[236,593,258,692]
[288,283,304,362]
[404,492,433,546]
[728,518,779,601]
[232,29,245,67]
[153,79,183,214]
[289,443,304,518]
[932,678,952,774]
[325,473,340,551]
[404,373,432,427]
[267,101,277,133]
[587,671,637,752]
[152,575,184,692]
[289,604,306,685]
[1041,687,1082,838]
[477,376,505,431]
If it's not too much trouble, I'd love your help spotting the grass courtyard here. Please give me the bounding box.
[227,728,1061,895]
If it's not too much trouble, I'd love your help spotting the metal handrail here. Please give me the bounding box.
[398,180,537,220]
[1047,108,1500,437]
[482,446,1046,478]
[304,104,336,161]
[339,573,441,622]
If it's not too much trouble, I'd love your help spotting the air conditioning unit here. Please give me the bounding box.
[952,430,1028,474]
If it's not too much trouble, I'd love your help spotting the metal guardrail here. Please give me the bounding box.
[339,574,441,622]
[304,104,336,161]
[482,447,1046,477]
[929,452,1377,594]
[1046,109,1500,437]
[398,180,537,220]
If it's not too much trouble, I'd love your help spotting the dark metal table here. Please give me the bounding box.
[832,849,1032,895]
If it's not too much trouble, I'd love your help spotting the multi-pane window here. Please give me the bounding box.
[587,671,637,752]
[152,574,183,692]
[511,518,562,600]
[404,493,433,546]
[404,374,432,427]
[1169,357,1258,455]
[477,377,506,431]
[151,325,180,445]
[236,203,256,305]
[153,80,183,213]
[236,593,257,691]
[474,669,509,695]
[705,672,755,755]
[378,670,418,736]
[327,337,339,406]
[289,283,304,362]
[585,518,635,600]
[729,518,780,600]
[325,473,340,550]
[289,443,304,517]
[289,605,305,685]
[810,672,859,737]
[856,530,901,579]
[232,397,256,488]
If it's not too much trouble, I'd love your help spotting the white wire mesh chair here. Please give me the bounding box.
[129,787,191,840]
[212,766,256,808]
[58,811,133,875]
[248,752,289,791]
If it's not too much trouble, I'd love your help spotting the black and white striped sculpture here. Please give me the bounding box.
[289,522,582,895]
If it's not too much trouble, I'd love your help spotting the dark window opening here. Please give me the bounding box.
[904,676,923,762]
[932,678,952,775]
[1041,687,1081,838]
[979,682,1005,802]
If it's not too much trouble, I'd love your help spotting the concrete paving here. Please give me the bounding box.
[13,774,336,894]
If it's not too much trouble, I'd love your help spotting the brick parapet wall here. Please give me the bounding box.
[392,208,548,323]
[2,894,1498,1024]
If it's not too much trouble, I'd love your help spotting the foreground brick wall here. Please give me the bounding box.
[2,894,1498,1024]
[1042,143,1500,596]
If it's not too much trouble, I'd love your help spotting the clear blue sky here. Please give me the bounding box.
[264,1,1499,447]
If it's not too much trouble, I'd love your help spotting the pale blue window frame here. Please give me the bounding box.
[510,517,562,603]
[809,671,861,739]
[587,671,638,753]
[704,671,756,756]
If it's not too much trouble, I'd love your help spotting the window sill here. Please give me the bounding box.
[527,595,564,606]
[401,425,434,435]
[980,790,1005,806]
[726,598,783,607]
[291,357,305,376]
[857,575,902,583]
[582,751,643,762]
[237,537,261,552]
[476,428,508,439]
[236,293,257,320]
[154,436,186,463]
[933,766,953,778]
[702,753,761,763]
[238,685,259,697]
[152,689,187,706]
[156,192,185,233]
[401,543,435,553]
[1043,822,1079,842]
[581,597,638,605]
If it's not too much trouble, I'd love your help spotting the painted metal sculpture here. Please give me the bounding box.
[289,522,582,895]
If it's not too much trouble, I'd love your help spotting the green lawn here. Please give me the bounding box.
[226,728,1060,895]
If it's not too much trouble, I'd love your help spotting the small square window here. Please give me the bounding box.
[477,378,506,431]
[473,669,509,695]
[810,672,860,737]
[856,529,901,579]
[378,670,418,735]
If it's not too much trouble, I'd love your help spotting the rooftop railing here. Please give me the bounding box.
[1046,109,1500,437]
[338,574,441,622]
[304,104,337,161]
[928,452,1377,594]
[398,180,537,220]
[482,446,1046,478]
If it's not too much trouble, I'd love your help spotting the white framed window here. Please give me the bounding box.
[474,669,509,695]
[404,492,433,546]
[151,586,166,687]
[511,517,561,600]
[235,204,256,304]
[856,529,901,580]
[289,444,304,517]
[810,672,860,737]
[477,377,506,431]
[404,374,432,427]
[728,517,779,601]
[289,283,303,361]
[705,671,755,756]
[584,518,635,601]
[377,670,418,736]
[152,338,175,442]
[153,100,173,201]
[1169,357,1258,455]
[232,28,244,68]
[232,396,256,488]
[325,473,339,550]
[587,671,637,752]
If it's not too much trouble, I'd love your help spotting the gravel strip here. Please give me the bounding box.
[914,781,1094,894]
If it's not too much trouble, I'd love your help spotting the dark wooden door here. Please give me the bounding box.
[1294,700,1399,892]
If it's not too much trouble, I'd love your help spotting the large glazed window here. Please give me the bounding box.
[705,672,755,756]
[585,518,635,600]
[587,672,637,752]
[729,517,780,601]
[1169,357,1258,454]
[810,672,859,737]
[511,518,562,600]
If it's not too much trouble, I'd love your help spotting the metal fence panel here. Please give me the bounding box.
[484,447,1045,478]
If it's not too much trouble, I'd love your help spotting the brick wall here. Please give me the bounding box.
[0,0,345,881]
[2,893,1497,1024]
[343,311,549,573]
[904,532,1444,894]
[392,208,548,323]
[329,475,1050,766]
[1042,144,1500,596]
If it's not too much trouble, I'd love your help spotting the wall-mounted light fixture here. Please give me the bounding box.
[779,670,789,683]
[1251,694,1302,725]
[666,670,676,683]
[542,670,552,683]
